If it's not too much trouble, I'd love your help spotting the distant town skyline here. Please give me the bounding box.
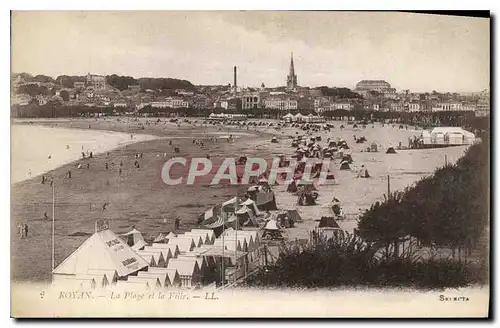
[12,11,490,93]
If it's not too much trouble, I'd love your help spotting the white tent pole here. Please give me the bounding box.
[51,181,55,272]
[235,197,238,284]
[221,213,225,289]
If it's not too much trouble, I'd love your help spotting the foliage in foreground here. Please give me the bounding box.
[247,231,482,289]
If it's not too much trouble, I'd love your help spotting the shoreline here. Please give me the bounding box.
[11,124,161,184]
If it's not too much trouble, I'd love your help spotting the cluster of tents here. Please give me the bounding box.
[52,218,268,289]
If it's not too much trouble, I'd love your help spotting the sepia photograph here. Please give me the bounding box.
[9,10,491,318]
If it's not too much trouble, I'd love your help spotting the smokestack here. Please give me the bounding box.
[233,66,237,96]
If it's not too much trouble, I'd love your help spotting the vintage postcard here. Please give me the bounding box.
[10,11,490,318]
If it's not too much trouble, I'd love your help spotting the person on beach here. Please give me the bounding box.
[87,163,90,169]
[44,212,49,220]
[102,202,109,212]
[82,152,86,159]
[28,169,32,178]
[67,170,72,179]
[66,144,70,150]
[174,217,181,230]
[105,163,109,170]
[48,155,51,159]
[18,223,24,239]
[41,175,46,184]
[89,152,93,158]
[23,223,29,238]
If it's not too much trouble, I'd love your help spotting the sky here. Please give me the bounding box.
[11,11,490,92]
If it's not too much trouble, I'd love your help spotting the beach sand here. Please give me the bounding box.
[11,124,159,184]
[10,118,471,282]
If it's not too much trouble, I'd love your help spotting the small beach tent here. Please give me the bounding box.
[138,253,157,267]
[146,267,182,288]
[87,269,119,285]
[286,209,302,223]
[151,243,180,257]
[262,219,283,239]
[276,210,295,228]
[176,234,204,248]
[198,204,222,225]
[318,216,341,229]
[121,228,147,250]
[137,271,170,288]
[137,249,167,267]
[222,228,260,246]
[167,258,202,288]
[177,256,209,281]
[221,197,240,213]
[213,238,244,252]
[167,237,196,253]
[295,179,318,193]
[236,205,259,227]
[57,277,97,289]
[184,231,211,245]
[73,273,109,288]
[143,246,173,266]
[127,276,162,289]
[190,229,216,244]
[339,161,351,170]
[386,146,397,154]
[240,198,261,217]
[222,231,255,252]
[153,231,176,243]
[357,166,371,178]
[52,224,149,284]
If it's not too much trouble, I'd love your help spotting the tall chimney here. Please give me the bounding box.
[233,66,237,96]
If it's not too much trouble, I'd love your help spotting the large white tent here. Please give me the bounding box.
[52,228,149,284]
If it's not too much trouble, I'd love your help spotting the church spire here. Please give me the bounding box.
[286,52,297,91]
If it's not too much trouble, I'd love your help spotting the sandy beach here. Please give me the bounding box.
[11,124,159,184]
[10,118,471,282]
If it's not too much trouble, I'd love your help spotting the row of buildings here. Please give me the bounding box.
[11,55,490,116]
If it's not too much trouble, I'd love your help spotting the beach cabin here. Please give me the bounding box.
[74,273,109,288]
[57,276,97,289]
[213,238,244,252]
[87,269,119,285]
[177,255,210,283]
[167,237,196,254]
[151,243,180,258]
[138,253,157,267]
[427,127,476,146]
[143,246,173,266]
[167,259,202,288]
[136,250,166,267]
[52,222,149,286]
[184,231,212,245]
[146,267,182,288]
[176,234,204,248]
[283,112,295,123]
[126,276,162,289]
[137,271,169,288]
[190,229,216,244]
